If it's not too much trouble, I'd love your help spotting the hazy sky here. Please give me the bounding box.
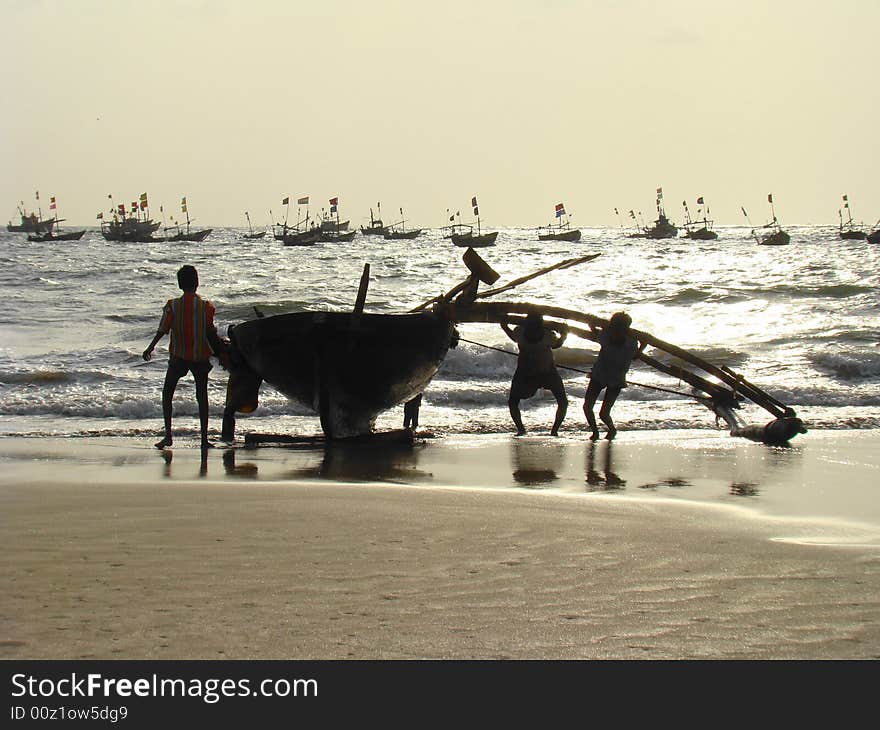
[2,0,878,228]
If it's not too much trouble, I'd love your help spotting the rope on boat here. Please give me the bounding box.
[457,337,708,402]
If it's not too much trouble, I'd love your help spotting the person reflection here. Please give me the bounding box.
[511,438,563,487]
[158,448,209,479]
[585,441,626,491]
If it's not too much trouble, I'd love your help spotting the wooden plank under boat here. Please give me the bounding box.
[226,310,456,439]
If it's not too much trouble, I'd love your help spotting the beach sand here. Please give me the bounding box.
[1,431,879,659]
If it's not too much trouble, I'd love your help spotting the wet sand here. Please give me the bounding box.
[1,431,879,659]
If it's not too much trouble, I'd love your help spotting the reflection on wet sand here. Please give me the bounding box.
[282,441,433,484]
[159,448,209,479]
[222,449,259,479]
[510,438,566,487]
[585,441,626,491]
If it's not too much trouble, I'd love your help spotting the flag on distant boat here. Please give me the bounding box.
[767,194,773,203]
[117,204,125,216]
[471,196,478,208]
[473,206,479,216]
[555,203,565,218]
[35,191,39,200]
[282,197,290,205]
[96,212,103,219]
[131,202,137,211]
[297,196,309,205]
[329,197,339,206]
[449,214,455,222]
[697,196,704,205]
[181,197,187,213]
[49,197,56,210]
[656,187,663,196]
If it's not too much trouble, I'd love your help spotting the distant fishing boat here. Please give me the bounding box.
[274,195,320,245]
[101,194,163,242]
[744,195,790,246]
[446,197,498,247]
[360,203,386,235]
[537,203,581,242]
[7,192,57,233]
[318,196,355,241]
[639,187,678,239]
[243,211,266,240]
[867,224,880,244]
[26,195,85,241]
[838,194,867,240]
[165,196,212,242]
[682,197,718,240]
[319,196,349,232]
[383,207,422,240]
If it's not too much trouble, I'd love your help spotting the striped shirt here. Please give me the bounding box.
[159,292,216,362]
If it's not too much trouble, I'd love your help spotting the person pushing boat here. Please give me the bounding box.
[584,311,645,441]
[500,311,568,436]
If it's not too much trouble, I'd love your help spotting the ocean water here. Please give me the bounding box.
[0,224,878,441]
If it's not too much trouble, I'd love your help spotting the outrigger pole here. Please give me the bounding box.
[424,248,806,445]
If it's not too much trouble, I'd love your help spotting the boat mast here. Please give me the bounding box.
[246,211,253,234]
[768,193,778,229]
[843,194,854,229]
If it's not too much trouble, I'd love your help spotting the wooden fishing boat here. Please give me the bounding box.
[243,211,266,239]
[383,208,422,239]
[166,226,213,242]
[7,209,56,233]
[838,195,866,240]
[101,215,162,242]
[27,229,86,242]
[451,228,498,247]
[320,229,357,242]
[867,226,880,244]
[744,196,790,246]
[537,203,581,241]
[280,227,321,246]
[384,228,422,240]
[25,197,84,241]
[225,310,456,439]
[446,196,498,247]
[223,248,805,446]
[682,198,718,240]
[360,204,386,235]
[165,196,211,241]
[634,188,677,239]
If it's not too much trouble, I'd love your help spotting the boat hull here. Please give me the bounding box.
[168,229,213,242]
[451,231,498,247]
[227,311,455,438]
[27,230,86,241]
[685,227,718,240]
[281,230,322,246]
[383,229,422,240]
[839,230,867,240]
[759,230,790,246]
[243,231,267,239]
[868,230,880,244]
[538,229,581,242]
